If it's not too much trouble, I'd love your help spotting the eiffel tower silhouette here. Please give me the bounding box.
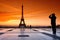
[19,5,26,28]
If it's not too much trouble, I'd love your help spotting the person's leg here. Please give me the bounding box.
[52,23,56,34]
[53,26,56,35]
[51,25,55,34]
[53,28,56,35]
[52,26,55,34]
[52,28,55,34]
[52,26,54,34]
[53,23,56,35]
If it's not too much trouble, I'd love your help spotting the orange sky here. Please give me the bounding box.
[0,0,60,26]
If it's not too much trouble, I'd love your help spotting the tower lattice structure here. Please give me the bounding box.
[19,5,26,28]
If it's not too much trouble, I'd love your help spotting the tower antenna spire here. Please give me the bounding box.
[22,4,23,19]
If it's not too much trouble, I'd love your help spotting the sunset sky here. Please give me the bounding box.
[0,0,60,27]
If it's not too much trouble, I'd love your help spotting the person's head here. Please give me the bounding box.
[52,13,55,16]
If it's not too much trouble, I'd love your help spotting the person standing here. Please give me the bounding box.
[49,13,56,35]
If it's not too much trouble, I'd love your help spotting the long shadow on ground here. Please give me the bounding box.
[42,32,60,40]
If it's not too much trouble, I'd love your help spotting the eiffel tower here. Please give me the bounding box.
[19,5,26,28]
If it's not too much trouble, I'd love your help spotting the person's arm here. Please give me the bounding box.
[49,14,52,18]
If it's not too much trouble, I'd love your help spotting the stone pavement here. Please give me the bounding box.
[0,28,60,40]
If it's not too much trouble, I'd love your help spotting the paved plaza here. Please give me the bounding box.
[0,28,60,40]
